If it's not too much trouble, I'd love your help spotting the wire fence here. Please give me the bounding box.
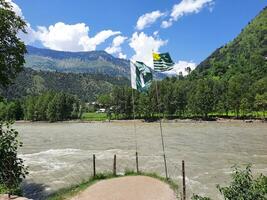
[7,151,188,200]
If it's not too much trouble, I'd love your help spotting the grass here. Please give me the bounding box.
[81,112,108,121]
[47,170,178,200]
[81,111,266,122]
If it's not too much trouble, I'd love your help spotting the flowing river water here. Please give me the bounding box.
[14,121,267,199]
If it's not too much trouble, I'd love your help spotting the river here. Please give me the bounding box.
[14,121,267,199]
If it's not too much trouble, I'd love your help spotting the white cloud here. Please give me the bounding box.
[5,1,122,52]
[35,22,120,52]
[169,60,197,76]
[118,52,127,59]
[105,35,127,57]
[5,0,23,17]
[81,30,121,51]
[129,32,167,67]
[161,0,214,28]
[161,20,174,29]
[5,0,38,45]
[136,10,165,30]
[18,23,38,44]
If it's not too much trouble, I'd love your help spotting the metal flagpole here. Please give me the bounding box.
[155,75,169,179]
[131,80,139,173]
[152,50,168,179]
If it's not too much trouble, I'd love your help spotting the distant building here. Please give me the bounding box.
[96,108,106,113]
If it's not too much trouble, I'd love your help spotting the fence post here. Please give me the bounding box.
[93,154,96,177]
[182,160,186,200]
[113,154,117,176]
[136,151,139,173]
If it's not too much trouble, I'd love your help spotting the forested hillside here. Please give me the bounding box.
[96,8,267,119]
[0,68,129,101]
[25,45,130,77]
[192,7,267,80]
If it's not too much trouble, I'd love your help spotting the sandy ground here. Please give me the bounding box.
[0,195,29,200]
[70,176,177,200]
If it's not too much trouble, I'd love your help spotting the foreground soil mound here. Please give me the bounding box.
[0,195,29,200]
[70,176,177,200]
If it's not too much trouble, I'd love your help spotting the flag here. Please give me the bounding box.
[131,61,153,92]
[153,52,174,72]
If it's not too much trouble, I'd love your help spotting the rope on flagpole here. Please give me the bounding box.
[155,79,169,179]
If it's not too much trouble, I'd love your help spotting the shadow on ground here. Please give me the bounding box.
[21,181,51,200]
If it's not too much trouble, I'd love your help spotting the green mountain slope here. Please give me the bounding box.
[193,7,267,80]
[1,68,129,101]
[25,45,130,77]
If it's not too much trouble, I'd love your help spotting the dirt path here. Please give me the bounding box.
[0,195,29,200]
[70,176,177,200]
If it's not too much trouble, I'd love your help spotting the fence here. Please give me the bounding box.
[14,152,189,200]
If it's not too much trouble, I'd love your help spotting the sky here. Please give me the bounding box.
[8,0,267,75]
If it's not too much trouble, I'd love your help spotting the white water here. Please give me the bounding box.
[14,121,267,199]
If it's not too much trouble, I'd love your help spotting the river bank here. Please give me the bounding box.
[14,117,266,124]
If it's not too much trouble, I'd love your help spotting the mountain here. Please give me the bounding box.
[192,7,267,80]
[1,68,129,101]
[25,45,167,79]
[25,45,130,77]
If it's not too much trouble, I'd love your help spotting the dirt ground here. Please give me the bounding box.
[70,176,177,200]
[0,195,29,200]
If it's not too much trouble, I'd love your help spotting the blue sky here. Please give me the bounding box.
[10,0,267,73]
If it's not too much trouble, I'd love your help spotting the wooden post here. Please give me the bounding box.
[136,151,139,173]
[93,154,96,177]
[182,160,186,200]
[113,154,117,176]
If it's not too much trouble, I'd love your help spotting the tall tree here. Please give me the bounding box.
[0,0,26,87]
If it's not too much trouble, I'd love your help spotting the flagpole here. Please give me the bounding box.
[130,60,139,173]
[131,89,138,153]
[155,80,169,179]
[152,49,169,179]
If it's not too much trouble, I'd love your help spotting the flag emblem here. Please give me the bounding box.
[131,61,153,92]
[153,52,174,72]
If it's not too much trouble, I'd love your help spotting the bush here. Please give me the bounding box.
[191,165,267,200]
[0,121,28,195]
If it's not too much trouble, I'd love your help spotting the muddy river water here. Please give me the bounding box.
[14,121,267,199]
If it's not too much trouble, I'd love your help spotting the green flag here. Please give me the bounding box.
[153,52,174,72]
[131,61,153,92]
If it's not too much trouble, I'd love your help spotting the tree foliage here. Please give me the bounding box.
[0,122,28,195]
[100,75,266,119]
[192,165,267,200]
[24,91,83,122]
[0,0,26,87]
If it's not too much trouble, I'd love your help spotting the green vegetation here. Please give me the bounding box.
[193,7,267,81]
[0,0,28,196]
[25,45,130,77]
[81,112,109,121]
[0,122,28,196]
[97,76,266,120]
[48,171,178,200]
[0,68,129,102]
[96,8,267,120]
[0,91,83,122]
[192,165,267,200]
[0,0,26,87]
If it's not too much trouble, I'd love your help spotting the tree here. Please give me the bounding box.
[188,79,215,118]
[228,74,250,117]
[0,1,28,195]
[217,165,267,200]
[0,122,28,195]
[0,0,27,87]
[191,165,267,200]
[254,93,267,118]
